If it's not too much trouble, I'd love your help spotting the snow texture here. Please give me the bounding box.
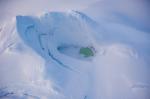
[0,10,150,99]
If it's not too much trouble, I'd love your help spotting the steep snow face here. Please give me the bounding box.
[16,11,97,98]
[16,11,99,70]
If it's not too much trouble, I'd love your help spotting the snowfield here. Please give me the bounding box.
[0,10,150,99]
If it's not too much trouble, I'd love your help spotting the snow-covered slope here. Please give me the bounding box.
[0,17,53,99]
[84,0,150,33]
[0,11,150,99]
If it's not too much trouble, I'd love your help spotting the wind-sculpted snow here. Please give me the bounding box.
[0,11,150,99]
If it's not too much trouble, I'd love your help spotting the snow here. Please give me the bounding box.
[0,3,150,99]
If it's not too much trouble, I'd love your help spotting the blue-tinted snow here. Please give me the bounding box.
[13,11,150,99]
[0,6,150,99]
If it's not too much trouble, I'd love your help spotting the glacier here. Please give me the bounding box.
[0,10,150,99]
